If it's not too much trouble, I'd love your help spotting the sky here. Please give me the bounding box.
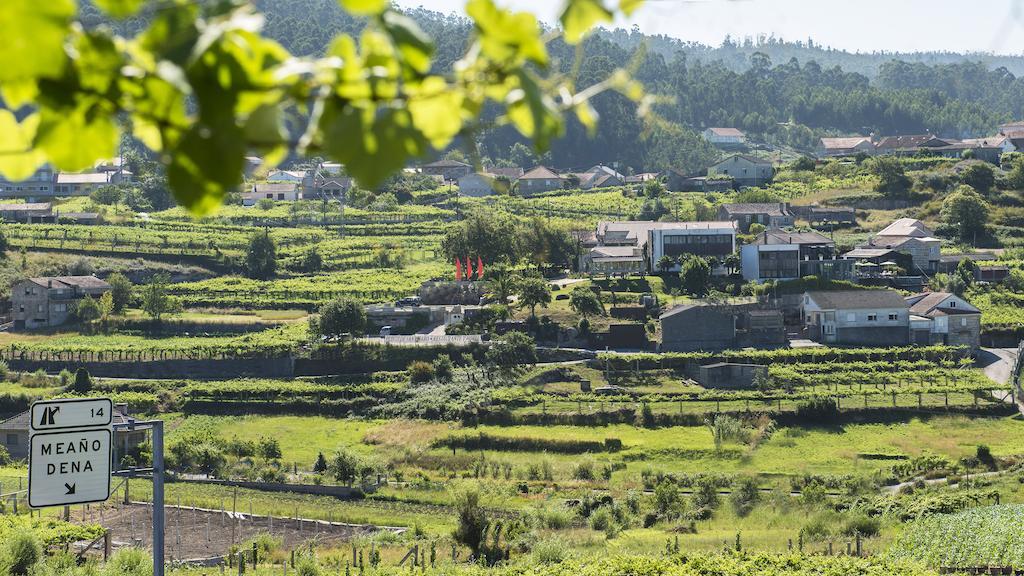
[395,0,1024,56]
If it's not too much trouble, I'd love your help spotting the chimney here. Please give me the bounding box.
[48,280,52,289]
[115,403,129,416]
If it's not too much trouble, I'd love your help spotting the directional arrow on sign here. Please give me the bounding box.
[65,483,76,495]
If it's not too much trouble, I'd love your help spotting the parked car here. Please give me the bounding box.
[396,296,422,307]
[379,326,392,337]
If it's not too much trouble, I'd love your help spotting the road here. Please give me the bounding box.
[978,347,1018,386]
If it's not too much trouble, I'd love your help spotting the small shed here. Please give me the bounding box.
[697,363,768,389]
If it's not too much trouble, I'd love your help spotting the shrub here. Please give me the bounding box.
[295,557,321,576]
[104,547,152,576]
[408,361,436,384]
[72,368,93,394]
[573,458,595,481]
[3,533,40,576]
[589,507,613,531]
[841,515,880,538]
[691,477,719,510]
[432,355,455,381]
[531,538,569,564]
[452,487,490,557]
[655,480,680,517]
[0,446,10,466]
[976,444,996,470]
[729,476,760,517]
[801,515,832,541]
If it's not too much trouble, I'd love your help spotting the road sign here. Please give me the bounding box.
[29,428,112,508]
[30,398,112,431]
[29,398,113,508]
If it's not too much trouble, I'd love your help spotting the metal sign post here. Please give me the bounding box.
[28,397,164,576]
[112,418,164,576]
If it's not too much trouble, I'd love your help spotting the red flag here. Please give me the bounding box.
[455,258,463,281]
[477,256,484,280]
[464,256,473,279]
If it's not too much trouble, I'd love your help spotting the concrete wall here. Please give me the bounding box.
[835,325,909,346]
[5,357,295,379]
[661,306,736,351]
[177,477,368,498]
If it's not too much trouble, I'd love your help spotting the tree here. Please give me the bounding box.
[442,211,520,265]
[680,256,712,297]
[486,330,537,371]
[246,229,277,280]
[257,437,282,460]
[569,285,604,319]
[98,291,115,321]
[75,295,102,323]
[330,447,360,486]
[106,272,133,313]
[141,273,181,321]
[729,476,760,517]
[302,247,323,273]
[867,157,912,197]
[791,156,816,171]
[517,277,551,317]
[0,225,8,257]
[1006,157,1024,190]
[4,533,41,576]
[90,185,123,206]
[0,1,640,215]
[310,298,366,340]
[452,487,490,558]
[643,179,664,197]
[656,255,675,274]
[313,452,328,474]
[960,162,995,193]
[486,264,517,307]
[72,368,93,394]
[956,258,978,288]
[941,185,989,242]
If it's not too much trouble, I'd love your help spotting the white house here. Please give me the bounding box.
[703,127,746,147]
[802,290,910,346]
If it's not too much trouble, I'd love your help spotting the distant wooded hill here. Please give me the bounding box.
[78,0,1024,174]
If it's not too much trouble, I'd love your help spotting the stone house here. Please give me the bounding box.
[717,202,795,232]
[707,155,773,187]
[421,159,472,181]
[905,292,982,351]
[12,276,111,330]
[517,166,564,195]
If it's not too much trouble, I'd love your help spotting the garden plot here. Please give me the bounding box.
[92,502,402,562]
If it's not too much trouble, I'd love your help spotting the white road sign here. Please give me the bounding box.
[30,398,112,431]
[29,428,112,508]
[29,398,113,508]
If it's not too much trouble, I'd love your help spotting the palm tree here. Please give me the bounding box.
[487,264,517,306]
[657,255,675,275]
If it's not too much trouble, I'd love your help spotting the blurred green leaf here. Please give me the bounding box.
[381,11,434,75]
[467,0,548,66]
[408,77,464,149]
[0,111,47,181]
[95,0,145,19]
[35,103,119,172]
[560,0,612,44]
[338,0,388,16]
[0,0,76,82]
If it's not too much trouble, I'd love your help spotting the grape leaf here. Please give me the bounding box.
[337,0,388,16]
[0,111,46,181]
[35,103,120,172]
[407,77,464,149]
[95,0,145,19]
[382,11,434,75]
[0,0,76,82]
[560,0,613,44]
